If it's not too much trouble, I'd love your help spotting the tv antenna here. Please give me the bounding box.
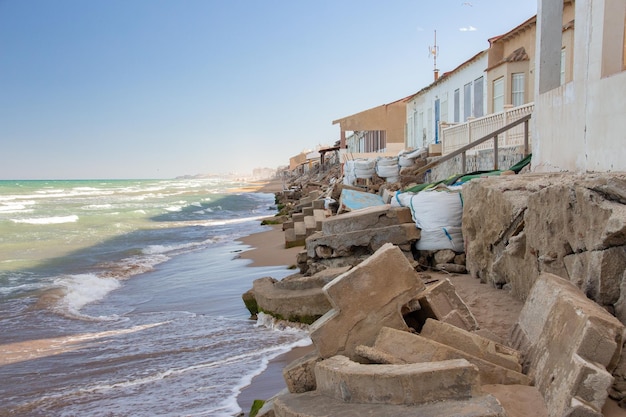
[428,30,440,81]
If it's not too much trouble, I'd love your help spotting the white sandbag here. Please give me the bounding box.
[407,189,463,229]
[385,176,399,183]
[398,156,416,167]
[343,160,356,185]
[377,156,398,166]
[376,163,399,178]
[353,159,375,179]
[390,191,413,208]
[415,226,464,252]
[354,159,376,169]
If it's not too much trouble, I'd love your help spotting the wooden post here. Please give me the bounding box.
[524,119,529,156]
[494,134,499,171]
[462,151,467,174]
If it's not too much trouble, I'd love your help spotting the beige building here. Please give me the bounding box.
[533,0,626,172]
[333,96,411,159]
[485,1,575,114]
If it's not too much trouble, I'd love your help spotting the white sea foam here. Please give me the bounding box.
[54,273,121,315]
[11,214,79,225]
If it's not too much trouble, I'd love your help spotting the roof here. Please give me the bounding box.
[486,46,530,71]
[488,15,537,45]
[332,95,413,125]
[407,49,488,101]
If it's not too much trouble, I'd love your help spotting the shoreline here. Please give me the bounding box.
[234,195,310,416]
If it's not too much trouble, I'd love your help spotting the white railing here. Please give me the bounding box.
[441,103,534,155]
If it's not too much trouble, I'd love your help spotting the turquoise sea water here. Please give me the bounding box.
[0,179,308,416]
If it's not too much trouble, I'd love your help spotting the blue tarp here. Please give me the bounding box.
[339,188,386,212]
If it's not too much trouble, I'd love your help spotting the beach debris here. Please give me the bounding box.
[337,188,386,213]
[243,267,351,324]
[305,205,419,270]
[282,350,321,394]
[362,326,530,386]
[273,355,507,416]
[410,278,479,332]
[511,273,624,417]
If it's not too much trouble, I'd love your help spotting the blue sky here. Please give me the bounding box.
[0,0,536,179]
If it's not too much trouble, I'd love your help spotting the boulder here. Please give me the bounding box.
[370,327,530,386]
[412,278,478,332]
[309,243,425,360]
[511,273,624,417]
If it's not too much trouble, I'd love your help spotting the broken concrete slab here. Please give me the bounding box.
[511,273,624,417]
[315,355,480,405]
[275,267,351,291]
[273,391,508,417]
[371,327,531,386]
[321,205,413,235]
[251,277,331,324]
[309,243,425,360]
[420,319,522,372]
[413,278,478,332]
[283,350,321,394]
[306,224,420,260]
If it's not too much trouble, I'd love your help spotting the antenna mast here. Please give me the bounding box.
[429,30,440,81]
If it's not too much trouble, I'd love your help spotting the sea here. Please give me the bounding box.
[0,179,310,417]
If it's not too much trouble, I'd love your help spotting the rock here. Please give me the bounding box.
[273,391,508,417]
[510,273,624,417]
[434,249,456,264]
[306,224,420,260]
[436,263,467,274]
[309,243,426,360]
[322,205,413,235]
[283,351,321,394]
[370,327,531,386]
[251,277,331,324]
[314,355,480,405]
[420,319,522,372]
[413,278,478,332]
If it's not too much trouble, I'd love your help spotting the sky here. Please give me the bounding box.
[0,0,537,180]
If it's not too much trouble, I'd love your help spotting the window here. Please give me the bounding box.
[601,0,626,77]
[473,76,484,117]
[440,97,449,124]
[463,82,472,121]
[493,77,504,113]
[417,112,424,147]
[453,89,460,123]
[512,73,525,106]
[560,49,566,85]
[427,108,433,142]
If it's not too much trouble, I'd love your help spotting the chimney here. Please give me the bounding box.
[434,69,439,81]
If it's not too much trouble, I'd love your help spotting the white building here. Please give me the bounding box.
[406,51,488,149]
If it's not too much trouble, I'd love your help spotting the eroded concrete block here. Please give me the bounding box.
[511,273,624,417]
[306,224,420,260]
[416,278,479,332]
[321,205,413,235]
[283,351,321,394]
[420,319,522,372]
[315,355,480,405]
[371,327,530,386]
[252,277,331,323]
[273,391,508,417]
[309,243,425,360]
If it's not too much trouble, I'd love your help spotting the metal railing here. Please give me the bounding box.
[414,113,532,178]
[441,103,534,155]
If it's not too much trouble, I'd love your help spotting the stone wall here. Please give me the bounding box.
[461,173,626,312]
